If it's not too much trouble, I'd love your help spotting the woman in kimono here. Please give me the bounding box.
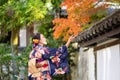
[28,33,75,80]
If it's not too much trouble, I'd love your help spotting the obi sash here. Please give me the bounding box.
[36,59,50,72]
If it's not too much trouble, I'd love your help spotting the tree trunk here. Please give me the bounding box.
[26,23,34,46]
[11,29,19,80]
[11,29,19,55]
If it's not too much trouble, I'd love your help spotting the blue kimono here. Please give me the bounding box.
[43,45,69,75]
[29,45,69,79]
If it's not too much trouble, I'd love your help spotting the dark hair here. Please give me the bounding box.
[32,33,41,40]
[32,33,41,48]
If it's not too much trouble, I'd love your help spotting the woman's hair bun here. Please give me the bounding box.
[32,33,41,44]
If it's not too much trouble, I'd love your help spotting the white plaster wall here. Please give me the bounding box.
[77,48,95,80]
[88,48,95,80]
[97,44,120,80]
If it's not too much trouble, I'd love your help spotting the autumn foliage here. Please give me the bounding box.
[52,0,106,41]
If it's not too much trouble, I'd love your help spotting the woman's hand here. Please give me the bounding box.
[65,35,76,47]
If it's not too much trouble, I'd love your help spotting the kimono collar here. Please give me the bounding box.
[35,44,43,49]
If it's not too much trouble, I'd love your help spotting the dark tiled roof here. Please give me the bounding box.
[74,9,120,47]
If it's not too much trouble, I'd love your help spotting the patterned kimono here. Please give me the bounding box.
[28,45,69,80]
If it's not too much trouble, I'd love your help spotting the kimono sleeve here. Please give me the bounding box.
[42,47,57,60]
[58,46,68,60]
[42,46,68,61]
[49,45,68,63]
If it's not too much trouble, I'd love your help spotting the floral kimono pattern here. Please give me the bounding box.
[28,45,69,80]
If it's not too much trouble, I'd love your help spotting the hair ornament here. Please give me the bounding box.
[33,39,39,44]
